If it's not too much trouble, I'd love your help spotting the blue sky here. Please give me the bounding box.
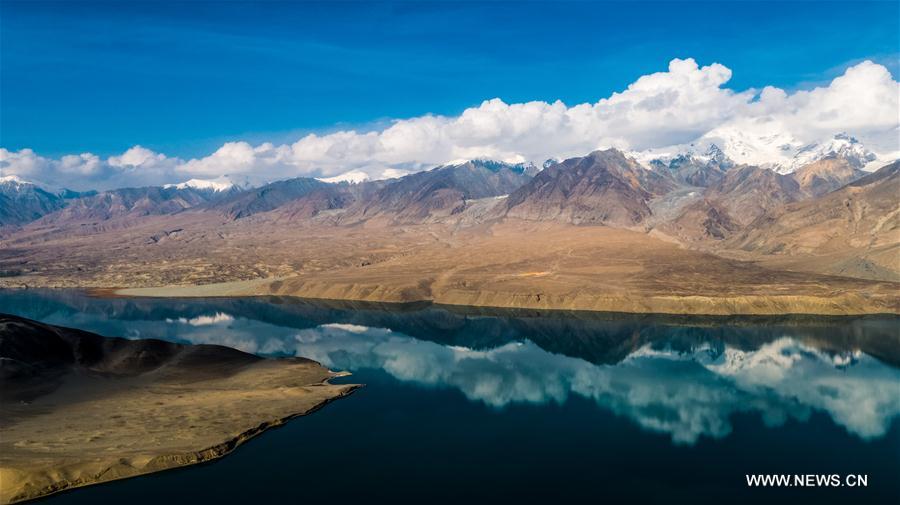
[1,0,898,159]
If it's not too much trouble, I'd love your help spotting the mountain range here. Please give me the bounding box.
[0,176,95,227]
[1,138,897,315]
[635,132,881,175]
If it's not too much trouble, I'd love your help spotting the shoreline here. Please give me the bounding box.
[5,384,361,505]
[95,278,900,316]
[0,314,363,504]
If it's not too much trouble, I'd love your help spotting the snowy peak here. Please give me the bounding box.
[317,170,370,184]
[0,175,71,226]
[1,174,29,185]
[632,142,733,169]
[701,129,879,173]
[791,133,877,171]
[163,178,235,192]
[636,131,880,175]
[702,143,733,168]
[631,143,734,187]
[443,159,538,176]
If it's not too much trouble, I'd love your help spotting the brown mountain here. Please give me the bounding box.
[648,145,734,187]
[791,156,867,197]
[503,149,676,227]
[35,185,230,226]
[0,178,97,228]
[661,197,741,242]
[705,165,804,226]
[345,160,534,224]
[650,157,727,187]
[725,161,900,281]
[1,149,898,303]
[658,165,807,243]
[210,177,333,219]
[263,180,388,223]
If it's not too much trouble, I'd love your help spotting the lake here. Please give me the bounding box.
[2,289,899,504]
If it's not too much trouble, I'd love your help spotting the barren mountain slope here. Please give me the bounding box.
[705,165,805,226]
[209,177,334,219]
[657,165,806,243]
[792,156,867,197]
[504,149,676,227]
[724,161,900,281]
[658,197,742,242]
[36,186,230,225]
[343,160,533,224]
[0,178,76,227]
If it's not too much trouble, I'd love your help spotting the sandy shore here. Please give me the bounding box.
[0,315,360,504]
[114,274,899,316]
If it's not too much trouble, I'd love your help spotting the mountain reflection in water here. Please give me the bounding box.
[2,289,898,445]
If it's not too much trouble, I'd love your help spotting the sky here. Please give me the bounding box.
[1,0,898,190]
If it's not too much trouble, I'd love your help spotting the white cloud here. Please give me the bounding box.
[2,58,897,190]
[0,145,181,191]
[166,312,235,326]
[108,145,170,168]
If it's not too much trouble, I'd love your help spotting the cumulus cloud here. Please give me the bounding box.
[2,58,897,190]
[0,145,181,191]
[108,145,171,168]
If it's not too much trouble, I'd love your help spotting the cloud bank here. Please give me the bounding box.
[2,58,898,190]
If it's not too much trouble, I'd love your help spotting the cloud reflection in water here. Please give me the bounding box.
[168,319,900,445]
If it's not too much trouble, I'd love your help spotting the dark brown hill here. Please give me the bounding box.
[347,160,534,223]
[503,149,675,227]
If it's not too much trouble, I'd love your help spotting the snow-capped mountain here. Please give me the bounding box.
[163,178,235,192]
[444,159,539,176]
[317,170,370,184]
[0,175,72,226]
[635,131,880,175]
[789,133,877,171]
[630,144,735,187]
[0,174,33,187]
[633,143,733,169]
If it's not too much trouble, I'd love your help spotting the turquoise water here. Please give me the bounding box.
[2,290,899,504]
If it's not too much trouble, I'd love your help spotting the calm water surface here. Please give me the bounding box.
[2,290,899,504]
